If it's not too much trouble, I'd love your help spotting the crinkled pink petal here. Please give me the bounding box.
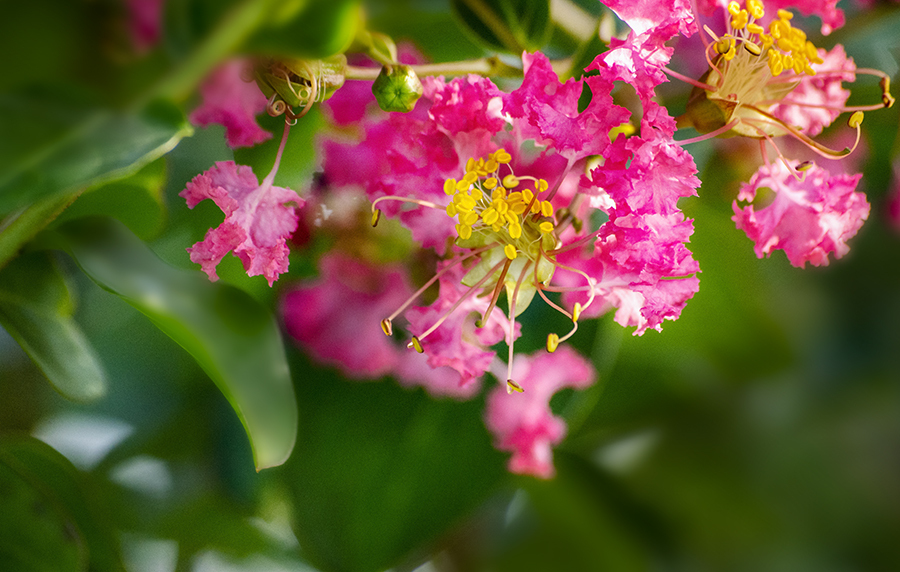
[600,0,697,37]
[503,52,629,160]
[189,60,272,149]
[281,253,410,378]
[394,352,480,400]
[732,161,868,267]
[485,347,596,478]
[770,46,854,137]
[128,0,165,52]
[405,259,520,386]
[423,75,506,137]
[180,161,302,285]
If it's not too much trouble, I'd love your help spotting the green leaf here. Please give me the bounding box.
[0,89,191,214]
[450,0,551,54]
[58,218,297,471]
[244,0,361,58]
[0,252,107,402]
[278,357,507,572]
[0,436,125,572]
[53,159,168,241]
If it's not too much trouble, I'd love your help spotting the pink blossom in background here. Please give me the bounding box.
[128,0,165,52]
[180,160,302,285]
[281,253,413,379]
[485,347,596,478]
[189,60,273,149]
[732,161,868,267]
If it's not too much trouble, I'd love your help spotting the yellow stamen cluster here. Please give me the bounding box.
[444,150,556,261]
[723,0,823,76]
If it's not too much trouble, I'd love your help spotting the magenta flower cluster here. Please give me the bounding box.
[178,0,884,477]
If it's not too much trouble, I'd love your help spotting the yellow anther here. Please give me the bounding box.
[796,160,813,172]
[462,171,479,185]
[456,194,476,211]
[484,177,498,190]
[760,33,773,48]
[777,8,793,20]
[409,336,424,353]
[471,188,483,202]
[494,199,509,215]
[716,35,735,55]
[572,302,582,323]
[541,200,554,217]
[728,1,741,16]
[522,188,535,203]
[530,200,542,215]
[848,111,864,129]
[782,53,794,70]
[539,221,554,233]
[731,10,748,30]
[744,41,762,56]
[485,159,498,172]
[536,179,549,193]
[777,37,793,52]
[792,58,805,75]
[491,222,502,233]
[482,208,499,226]
[380,318,393,336]
[371,209,381,227]
[456,223,473,240]
[504,212,517,225]
[491,187,507,201]
[446,202,457,217]
[768,51,784,76]
[508,222,522,239]
[747,23,764,35]
[769,20,784,39]
[444,178,457,195]
[465,157,476,172]
[493,149,512,163]
[462,211,479,226]
[506,379,524,394]
[455,178,470,192]
[507,192,523,202]
[504,244,517,260]
[508,201,527,215]
[747,0,764,20]
[502,174,520,188]
[546,333,560,353]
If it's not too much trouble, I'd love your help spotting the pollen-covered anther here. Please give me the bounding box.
[796,160,813,172]
[848,111,864,129]
[409,336,424,353]
[546,333,560,353]
[380,318,393,336]
[502,174,520,188]
[371,209,381,227]
[572,302,582,323]
[744,41,762,56]
[506,379,524,394]
[504,244,517,260]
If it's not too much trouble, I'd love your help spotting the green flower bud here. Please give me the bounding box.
[372,64,423,113]
[254,55,347,118]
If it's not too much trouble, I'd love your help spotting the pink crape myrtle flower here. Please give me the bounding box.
[315,48,700,385]
[189,60,273,149]
[732,161,868,267]
[485,347,596,478]
[180,125,302,285]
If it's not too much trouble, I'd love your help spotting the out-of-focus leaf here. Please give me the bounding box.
[0,252,107,402]
[450,0,551,54]
[0,89,190,214]
[53,159,168,241]
[0,436,125,571]
[58,218,297,471]
[244,0,361,58]
[279,357,507,572]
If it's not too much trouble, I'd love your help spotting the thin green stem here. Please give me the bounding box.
[344,57,522,81]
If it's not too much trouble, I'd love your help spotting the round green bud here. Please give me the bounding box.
[372,64,423,113]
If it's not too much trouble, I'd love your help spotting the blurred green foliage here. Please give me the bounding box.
[1,0,900,571]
